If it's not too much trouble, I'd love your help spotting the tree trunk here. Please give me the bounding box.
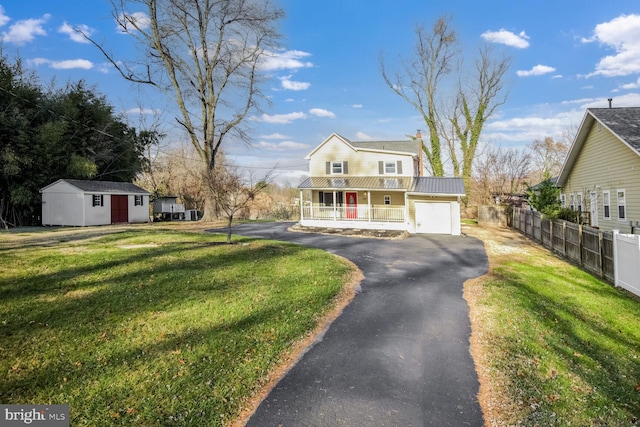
[226,215,233,244]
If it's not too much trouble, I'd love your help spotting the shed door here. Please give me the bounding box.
[111,195,129,223]
[415,202,452,234]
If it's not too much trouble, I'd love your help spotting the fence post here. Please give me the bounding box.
[578,224,583,266]
[612,229,619,288]
[549,220,553,250]
[563,221,567,256]
[598,231,604,278]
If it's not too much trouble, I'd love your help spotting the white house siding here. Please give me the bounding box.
[309,135,413,177]
[563,123,640,233]
[42,191,84,226]
[83,194,111,226]
[128,196,150,223]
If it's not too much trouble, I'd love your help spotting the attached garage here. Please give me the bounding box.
[408,177,464,235]
[40,179,150,226]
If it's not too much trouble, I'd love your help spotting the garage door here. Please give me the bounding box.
[415,202,452,234]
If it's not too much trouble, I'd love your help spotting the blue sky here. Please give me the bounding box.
[3,1,640,185]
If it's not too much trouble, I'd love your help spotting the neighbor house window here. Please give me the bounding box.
[617,189,626,221]
[577,192,583,213]
[569,193,575,211]
[560,194,566,208]
[92,195,103,207]
[326,161,348,175]
[603,190,610,220]
[134,195,143,206]
[384,195,391,205]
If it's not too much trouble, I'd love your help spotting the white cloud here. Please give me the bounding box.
[620,77,640,89]
[116,12,151,33]
[260,49,313,71]
[0,6,10,27]
[125,108,161,115]
[2,14,50,45]
[352,104,363,109]
[260,133,290,139]
[257,140,309,151]
[583,14,640,77]
[280,75,311,91]
[516,64,556,77]
[355,132,374,140]
[481,29,530,48]
[29,58,94,70]
[259,112,307,124]
[309,108,335,118]
[59,22,94,43]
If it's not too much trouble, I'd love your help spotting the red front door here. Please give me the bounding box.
[346,192,358,219]
[111,195,129,223]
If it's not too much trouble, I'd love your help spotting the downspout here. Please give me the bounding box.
[367,191,371,222]
[333,191,337,221]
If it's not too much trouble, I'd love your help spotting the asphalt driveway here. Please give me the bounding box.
[208,222,488,426]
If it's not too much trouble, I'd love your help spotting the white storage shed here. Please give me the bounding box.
[40,179,150,226]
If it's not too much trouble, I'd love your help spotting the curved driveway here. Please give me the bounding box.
[209,222,488,426]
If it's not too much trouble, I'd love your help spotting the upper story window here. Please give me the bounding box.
[92,195,103,207]
[379,160,403,175]
[326,161,348,175]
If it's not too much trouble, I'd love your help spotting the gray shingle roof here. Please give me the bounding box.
[62,179,149,194]
[588,107,640,152]
[410,177,466,195]
[350,140,421,155]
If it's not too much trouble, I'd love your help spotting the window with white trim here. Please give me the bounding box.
[92,195,103,207]
[384,162,396,174]
[560,194,566,208]
[603,190,610,220]
[617,189,626,221]
[135,195,143,206]
[577,192,583,213]
[569,193,575,211]
[326,161,348,175]
[384,195,391,205]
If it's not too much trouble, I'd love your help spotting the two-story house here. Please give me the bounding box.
[557,107,640,233]
[297,133,465,235]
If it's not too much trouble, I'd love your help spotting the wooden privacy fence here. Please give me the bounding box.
[512,207,615,284]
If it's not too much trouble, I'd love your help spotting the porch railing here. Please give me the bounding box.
[302,204,405,223]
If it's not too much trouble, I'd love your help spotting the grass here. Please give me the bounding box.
[0,228,354,426]
[465,225,640,426]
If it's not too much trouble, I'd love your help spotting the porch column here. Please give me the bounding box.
[333,191,337,221]
[299,190,304,220]
[404,192,409,224]
[367,191,371,222]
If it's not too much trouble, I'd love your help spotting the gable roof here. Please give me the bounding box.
[41,179,149,194]
[305,132,421,159]
[557,107,640,186]
[410,177,465,196]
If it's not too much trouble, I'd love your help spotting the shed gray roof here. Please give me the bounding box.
[298,176,465,196]
[350,140,421,155]
[410,177,466,195]
[588,107,640,152]
[50,179,149,194]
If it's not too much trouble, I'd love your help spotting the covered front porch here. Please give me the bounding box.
[298,187,409,231]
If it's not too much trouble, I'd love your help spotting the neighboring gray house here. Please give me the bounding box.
[297,133,465,235]
[40,179,150,226]
[558,107,640,233]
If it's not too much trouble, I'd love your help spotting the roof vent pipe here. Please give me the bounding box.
[608,98,613,108]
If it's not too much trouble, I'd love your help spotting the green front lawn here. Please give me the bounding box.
[467,226,640,426]
[0,229,354,426]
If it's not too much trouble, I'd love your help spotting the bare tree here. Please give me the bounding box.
[381,16,457,176]
[449,45,510,188]
[472,144,531,205]
[81,0,284,220]
[206,165,273,243]
[381,14,511,196]
[528,136,570,184]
